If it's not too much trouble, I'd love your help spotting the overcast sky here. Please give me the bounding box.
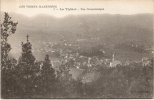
[1,0,153,17]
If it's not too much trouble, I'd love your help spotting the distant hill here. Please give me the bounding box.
[1,12,153,43]
[1,12,153,59]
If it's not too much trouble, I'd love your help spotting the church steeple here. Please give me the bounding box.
[112,53,115,62]
[27,35,29,42]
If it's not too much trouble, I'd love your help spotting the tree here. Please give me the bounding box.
[1,12,18,69]
[18,35,36,79]
[1,12,18,98]
[38,54,56,97]
[17,35,36,98]
[55,61,77,98]
[19,35,35,65]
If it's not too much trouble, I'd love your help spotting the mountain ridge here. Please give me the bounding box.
[0,11,153,59]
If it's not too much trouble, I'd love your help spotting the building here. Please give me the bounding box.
[142,57,150,66]
[109,54,121,67]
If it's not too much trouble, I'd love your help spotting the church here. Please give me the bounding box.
[109,54,122,67]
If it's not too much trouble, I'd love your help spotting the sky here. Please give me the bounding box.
[1,0,154,17]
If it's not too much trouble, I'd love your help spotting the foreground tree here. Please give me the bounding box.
[39,54,56,97]
[1,12,18,98]
[1,12,18,68]
[17,35,36,98]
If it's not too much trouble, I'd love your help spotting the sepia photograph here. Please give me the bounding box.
[1,0,154,99]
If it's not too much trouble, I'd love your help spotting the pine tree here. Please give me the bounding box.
[1,12,18,69]
[1,12,18,98]
[42,54,56,81]
[39,54,56,97]
[17,35,36,98]
[18,35,36,80]
[19,35,35,65]
[56,62,76,97]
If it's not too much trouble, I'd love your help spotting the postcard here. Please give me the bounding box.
[1,0,153,99]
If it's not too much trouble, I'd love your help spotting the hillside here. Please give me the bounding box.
[0,12,153,59]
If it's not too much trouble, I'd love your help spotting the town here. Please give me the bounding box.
[31,37,154,81]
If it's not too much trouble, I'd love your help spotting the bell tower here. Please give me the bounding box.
[112,53,115,62]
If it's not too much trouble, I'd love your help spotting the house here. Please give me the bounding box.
[124,60,131,66]
[142,57,150,66]
[110,60,122,67]
[89,57,102,66]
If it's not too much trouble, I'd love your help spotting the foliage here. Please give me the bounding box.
[1,12,18,68]
[38,55,56,97]
[1,12,18,98]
